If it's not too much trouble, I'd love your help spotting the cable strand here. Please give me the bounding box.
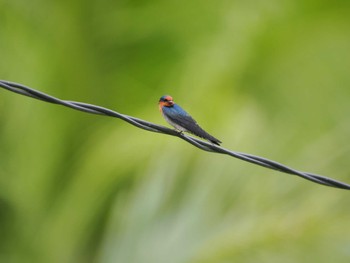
[0,80,349,190]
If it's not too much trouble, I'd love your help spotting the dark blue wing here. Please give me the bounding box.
[163,104,221,145]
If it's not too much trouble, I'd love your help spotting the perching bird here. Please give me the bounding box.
[159,95,222,145]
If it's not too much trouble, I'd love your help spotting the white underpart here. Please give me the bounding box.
[162,112,188,132]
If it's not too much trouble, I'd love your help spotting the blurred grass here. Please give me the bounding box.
[1,0,350,262]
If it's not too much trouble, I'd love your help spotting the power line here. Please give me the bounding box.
[0,80,349,190]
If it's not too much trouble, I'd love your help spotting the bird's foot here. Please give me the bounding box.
[174,129,184,135]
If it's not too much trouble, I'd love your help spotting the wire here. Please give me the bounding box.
[0,80,349,190]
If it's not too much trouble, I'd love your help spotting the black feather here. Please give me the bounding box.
[162,105,222,145]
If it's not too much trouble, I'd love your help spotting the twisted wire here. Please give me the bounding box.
[0,80,349,190]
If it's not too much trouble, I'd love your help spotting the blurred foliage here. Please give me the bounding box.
[1,0,350,262]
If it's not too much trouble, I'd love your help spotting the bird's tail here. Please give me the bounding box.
[190,125,222,145]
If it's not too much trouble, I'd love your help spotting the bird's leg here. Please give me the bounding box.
[173,128,186,136]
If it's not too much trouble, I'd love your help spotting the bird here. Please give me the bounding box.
[158,95,222,145]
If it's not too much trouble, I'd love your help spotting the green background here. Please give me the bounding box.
[1,1,350,262]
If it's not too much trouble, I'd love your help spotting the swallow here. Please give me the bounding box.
[158,95,222,145]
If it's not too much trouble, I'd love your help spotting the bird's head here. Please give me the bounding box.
[159,95,174,107]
